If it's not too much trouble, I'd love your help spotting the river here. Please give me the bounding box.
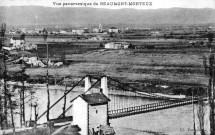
[10,84,200,135]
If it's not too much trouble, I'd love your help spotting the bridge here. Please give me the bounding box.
[36,75,203,124]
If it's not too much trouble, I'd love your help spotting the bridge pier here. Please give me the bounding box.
[101,76,108,97]
[85,75,92,92]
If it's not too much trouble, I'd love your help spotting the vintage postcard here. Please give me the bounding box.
[0,0,215,135]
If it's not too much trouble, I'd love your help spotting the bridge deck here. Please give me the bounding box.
[108,99,198,119]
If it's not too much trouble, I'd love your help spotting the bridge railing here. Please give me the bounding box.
[108,99,198,118]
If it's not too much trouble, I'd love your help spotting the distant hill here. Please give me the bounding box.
[0,6,215,27]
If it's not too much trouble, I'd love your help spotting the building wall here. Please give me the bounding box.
[105,43,114,49]
[72,30,84,35]
[108,29,119,33]
[72,97,88,135]
[10,39,24,47]
[105,42,129,49]
[89,104,108,133]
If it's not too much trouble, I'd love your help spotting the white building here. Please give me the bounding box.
[72,29,84,35]
[89,36,104,41]
[93,28,100,33]
[105,42,130,49]
[9,29,16,34]
[70,76,112,135]
[59,30,67,34]
[108,27,119,33]
[35,28,44,34]
[10,37,25,48]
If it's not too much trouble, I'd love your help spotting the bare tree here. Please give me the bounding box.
[203,32,215,135]
[62,77,70,118]
[0,23,8,129]
[42,29,50,121]
[0,51,4,130]
[196,87,206,135]
[8,89,16,135]
[3,52,8,129]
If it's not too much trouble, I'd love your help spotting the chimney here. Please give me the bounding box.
[85,76,91,92]
[101,76,108,97]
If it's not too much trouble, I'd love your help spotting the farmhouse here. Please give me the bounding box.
[108,27,119,33]
[34,28,44,34]
[8,29,17,34]
[72,29,84,35]
[10,37,25,47]
[89,36,104,41]
[59,30,67,34]
[93,28,100,33]
[105,42,131,49]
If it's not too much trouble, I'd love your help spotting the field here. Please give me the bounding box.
[16,36,210,92]
[4,35,211,94]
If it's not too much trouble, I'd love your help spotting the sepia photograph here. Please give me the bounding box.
[0,0,215,134]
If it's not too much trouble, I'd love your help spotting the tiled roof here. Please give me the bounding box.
[109,27,117,29]
[11,37,23,40]
[80,93,110,105]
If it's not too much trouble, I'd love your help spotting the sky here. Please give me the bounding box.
[0,0,215,9]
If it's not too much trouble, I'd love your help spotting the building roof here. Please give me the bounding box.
[105,42,130,45]
[11,37,24,40]
[109,27,117,29]
[80,93,110,105]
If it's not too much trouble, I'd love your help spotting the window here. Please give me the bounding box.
[96,110,98,114]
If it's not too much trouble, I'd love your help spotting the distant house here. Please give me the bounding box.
[34,29,44,34]
[93,28,100,33]
[105,42,131,49]
[50,31,59,35]
[84,28,90,33]
[71,93,110,135]
[59,30,67,34]
[10,37,25,47]
[89,36,104,41]
[72,29,84,35]
[108,27,119,33]
[151,31,162,36]
[9,29,17,34]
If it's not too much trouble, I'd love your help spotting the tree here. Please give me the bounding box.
[99,43,104,48]
[20,33,26,41]
[207,32,214,52]
[43,29,50,121]
[61,52,66,65]
[196,87,206,135]
[3,53,8,129]
[21,67,26,126]
[203,51,215,135]
[0,23,6,129]
[110,32,113,38]
[0,39,2,50]
[0,23,6,40]
[0,23,7,129]
[128,43,135,49]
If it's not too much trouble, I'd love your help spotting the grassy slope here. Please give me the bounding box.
[26,49,209,86]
